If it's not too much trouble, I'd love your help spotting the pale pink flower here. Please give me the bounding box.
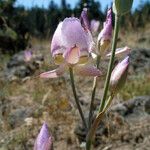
[40,17,101,78]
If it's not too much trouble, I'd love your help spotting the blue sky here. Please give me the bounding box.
[15,0,148,11]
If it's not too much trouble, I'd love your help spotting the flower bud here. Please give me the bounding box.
[110,56,129,95]
[113,0,133,16]
[97,8,112,55]
[80,8,90,31]
[34,122,53,150]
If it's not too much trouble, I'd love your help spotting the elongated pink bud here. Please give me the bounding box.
[80,8,90,31]
[97,8,112,55]
[34,122,53,150]
[110,56,129,95]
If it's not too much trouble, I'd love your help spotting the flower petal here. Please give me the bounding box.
[78,50,89,64]
[63,47,80,64]
[85,30,95,53]
[53,49,65,65]
[61,17,89,51]
[51,22,64,57]
[43,137,53,150]
[106,46,131,58]
[74,65,102,76]
[40,65,65,78]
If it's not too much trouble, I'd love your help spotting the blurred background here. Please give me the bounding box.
[0,0,150,150]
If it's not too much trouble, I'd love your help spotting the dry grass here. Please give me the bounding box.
[120,74,150,100]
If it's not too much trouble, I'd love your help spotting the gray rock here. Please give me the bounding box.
[8,107,33,128]
[110,96,150,119]
[145,98,150,114]
[111,103,128,116]
[74,96,150,145]
[130,49,150,73]
[4,51,44,80]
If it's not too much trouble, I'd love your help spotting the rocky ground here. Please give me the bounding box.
[0,28,150,150]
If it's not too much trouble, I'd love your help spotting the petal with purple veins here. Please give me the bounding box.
[61,17,89,51]
[51,22,63,57]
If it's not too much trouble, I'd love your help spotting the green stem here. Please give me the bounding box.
[99,15,120,112]
[88,55,101,129]
[86,95,113,150]
[86,15,121,150]
[69,67,87,129]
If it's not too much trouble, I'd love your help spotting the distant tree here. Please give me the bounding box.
[0,0,150,54]
[74,0,104,22]
[47,0,61,36]
[0,0,29,53]
[61,0,72,19]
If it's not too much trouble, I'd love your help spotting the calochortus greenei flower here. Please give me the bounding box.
[110,56,129,95]
[40,17,101,78]
[97,8,112,55]
[34,122,53,150]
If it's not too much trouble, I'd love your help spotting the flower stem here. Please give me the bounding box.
[86,95,114,150]
[99,15,120,112]
[88,55,101,129]
[86,15,121,150]
[69,67,87,129]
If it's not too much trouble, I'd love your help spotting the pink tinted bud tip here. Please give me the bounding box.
[110,56,129,95]
[34,122,53,150]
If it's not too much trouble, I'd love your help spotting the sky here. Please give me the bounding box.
[15,0,148,11]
